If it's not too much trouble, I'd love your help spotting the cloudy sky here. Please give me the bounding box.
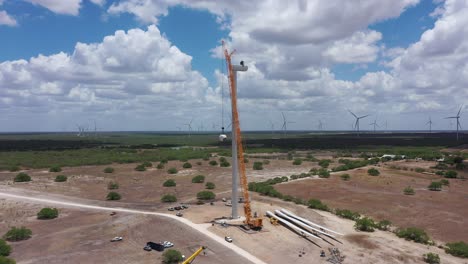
[0,0,466,132]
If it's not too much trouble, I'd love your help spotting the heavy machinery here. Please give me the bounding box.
[224,45,263,230]
[181,246,206,264]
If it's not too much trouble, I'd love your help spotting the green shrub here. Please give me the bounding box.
[157,163,164,169]
[0,256,15,264]
[14,173,31,182]
[292,159,302,165]
[142,161,152,167]
[396,227,430,244]
[182,162,192,168]
[162,249,183,264]
[209,160,218,166]
[445,241,468,258]
[456,163,466,170]
[202,155,210,161]
[335,209,360,220]
[287,152,294,160]
[423,252,440,264]
[318,168,330,178]
[163,179,176,187]
[428,181,442,191]
[197,191,216,200]
[8,166,19,172]
[205,182,215,189]
[340,174,351,181]
[415,168,425,173]
[161,194,177,203]
[403,186,415,195]
[253,162,263,170]
[354,217,375,232]
[307,199,329,211]
[103,167,114,173]
[54,175,67,182]
[37,208,59,219]
[376,220,392,231]
[192,175,205,183]
[106,192,121,201]
[219,157,227,163]
[3,227,32,242]
[445,170,458,178]
[167,168,178,174]
[108,181,119,190]
[435,170,445,176]
[440,179,449,186]
[244,158,249,163]
[49,166,62,172]
[318,159,331,168]
[0,239,11,256]
[220,161,230,167]
[134,164,146,171]
[367,168,380,176]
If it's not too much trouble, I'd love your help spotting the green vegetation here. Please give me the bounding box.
[318,159,331,168]
[163,179,176,187]
[167,168,178,174]
[0,256,15,264]
[108,181,119,190]
[162,249,183,264]
[445,241,468,258]
[54,175,67,182]
[248,182,283,198]
[209,160,218,166]
[220,160,230,167]
[292,159,302,165]
[205,182,215,189]
[354,217,375,232]
[182,162,192,168]
[367,168,380,176]
[340,174,351,181]
[318,168,330,178]
[445,170,458,178]
[332,159,370,172]
[161,194,177,203]
[197,191,215,200]
[192,175,205,183]
[49,165,62,172]
[307,199,329,211]
[440,179,449,186]
[3,227,32,242]
[423,253,440,264]
[141,161,152,167]
[0,239,11,257]
[415,167,426,173]
[219,157,227,163]
[103,167,114,173]
[403,186,415,195]
[376,220,392,231]
[335,209,360,220]
[396,227,430,244]
[37,208,59,220]
[253,162,263,170]
[456,163,466,170]
[428,181,442,191]
[8,166,19,172]
[14,173,31,182]
[157,163,164,169]
[106,192,121,201]
[134,164,146,171]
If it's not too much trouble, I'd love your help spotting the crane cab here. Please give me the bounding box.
[219,134,227,142]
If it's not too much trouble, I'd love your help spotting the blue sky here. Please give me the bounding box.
[0,0,466,132]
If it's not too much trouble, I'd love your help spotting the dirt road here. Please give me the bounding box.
[0,188,266,264]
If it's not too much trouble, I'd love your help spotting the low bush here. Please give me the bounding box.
[396,227,430,244]
[0,256,15,264]
[0,239,11,257]
[423,252,440,264]
[403,186,415,195]
[318,168,330,178]
[332,159,369,172]
[456,163,466,170]
[49,166,62,172]
[54,175,67,182]
[318,159,331,168]
[192,175,205,183]
[220,161,230,167]
[435,170,445,176]
[163,179,176,187]
[197,191,215,200]
[14,173,31,182]
[162,249,183,264]
[219,157,227,163]
[440,179,449,186]
[244,158,249,163]
[3,227,32,242]
[182,162,192,168]
[209,160,218,166]
[8,166,19,172]
[340,174,351,181]
[141,161,152,167]
[445,170,458,178]
[248,182,283,198]
[376,220,392,231]
[415,168,425,173]
[37,208,59,220]
[293,159,302,165]
[205,182,215,189]
[134,164,146,171]
[367,168,380,176]
[167,168,178,174]
[108,181,119,190]
[354,217,375,232]
[253,162,263,170]
[161,194,177,203]
[307,199,329,211]
[103,167,114,173]
[445,241,468,258]
[428,181,442,191]
[335,209,360,220]
[106,192,121,201]
[157,163,164,169]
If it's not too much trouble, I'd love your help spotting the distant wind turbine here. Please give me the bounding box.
[318,120,323,130]
[348,110,370,136]
[426,117,433,133]
[445,105,463,140]
[369,119,379,132]
[184,119,193,137]
[281,112,295,135]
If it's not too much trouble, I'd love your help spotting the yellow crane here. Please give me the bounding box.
[224,44,263,230]
[181,246,206,264]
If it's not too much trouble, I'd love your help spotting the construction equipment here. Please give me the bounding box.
[270,217,279,225]
[181,246,206,264]
[224,44,263,230]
